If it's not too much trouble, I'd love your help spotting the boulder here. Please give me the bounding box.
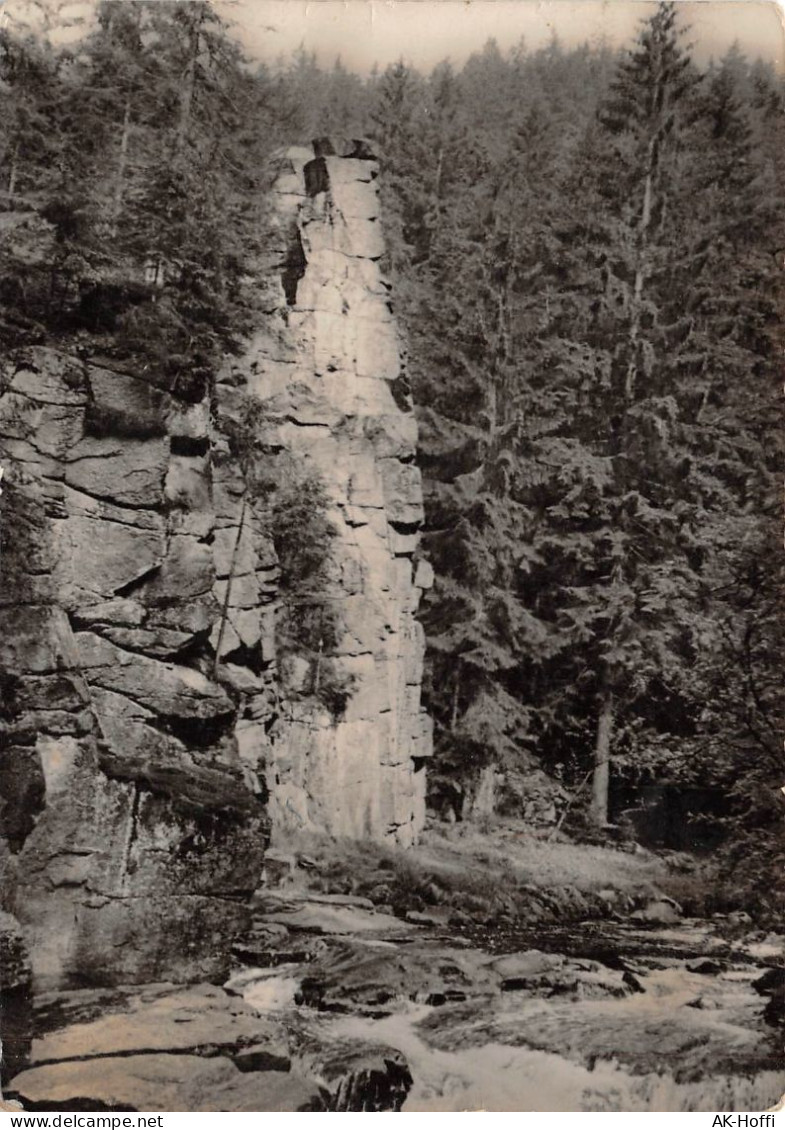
[687,958,727,975]
[630,898,682,925]
[293,1035,412,1111]
[8,1057,326,1112]
[753,967,785,1028]
[294,937,490,1015]
[28,985,289,1066]
[258,895,407,938]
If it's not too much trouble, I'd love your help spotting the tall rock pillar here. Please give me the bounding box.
[220,138,433,848]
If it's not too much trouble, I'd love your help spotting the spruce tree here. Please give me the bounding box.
[538,3,709,825]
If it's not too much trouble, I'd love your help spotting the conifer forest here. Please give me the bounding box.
[0,0,783,1113]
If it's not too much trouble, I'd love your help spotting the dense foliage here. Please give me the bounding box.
[1,2,781,902]
[0,1,286,386]
[364,11,783,865]
[220,397,353,718]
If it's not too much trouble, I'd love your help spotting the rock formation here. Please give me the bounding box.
[0,136,431,1000]
[6,981,412,1111]
[0,347,269,991]
[218,137,432,848]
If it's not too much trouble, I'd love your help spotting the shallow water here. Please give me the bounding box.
[228,966,300,1011]
[329,1004,783,1112]
[238,918,785,1113]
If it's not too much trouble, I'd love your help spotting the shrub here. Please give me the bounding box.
[220,398,354,719]
[269,470,355,719]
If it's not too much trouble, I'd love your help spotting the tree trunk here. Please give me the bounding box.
[175,15,202,158]
[591,687,614,827]
[486,373,498,443]
[7,145,19,201]
[471,762,497,822]
[110,99,132,234]
[450,662,461,731]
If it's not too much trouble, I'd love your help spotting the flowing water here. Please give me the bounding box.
[330,1004,783,1112]
[238,916,784,1112]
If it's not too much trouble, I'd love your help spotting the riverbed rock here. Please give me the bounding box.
[27,984,289,1066]
[9,978,419,1112]
[8,983,306,1110]
[8,1056,326,1112]
[630,899,682,925]
[405,908,454,928]
[232,920,321,968]
[763,990,785,1028]
[687,958,727,975]
[294,937,493,1015]
[753,967,785,1028]
[686,994,722,1009]
[32,985,172,1036]
[257,893,410,938]
[293,1034,412,1111]
[753,967,785,995]
[416,957,781,1085]
[490,950,563,988]
[489,950,632,999]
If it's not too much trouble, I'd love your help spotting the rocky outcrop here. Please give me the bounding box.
[6,981,412,1112]
[219,137,432,847]
[9,1057,326,1113]
[7,982,325,1112]
[0,135,431,992]
[0,350,269,989]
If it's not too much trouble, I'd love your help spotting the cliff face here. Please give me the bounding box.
[219,138,433,848]
[0,137,431,989]
[0,348,269,989]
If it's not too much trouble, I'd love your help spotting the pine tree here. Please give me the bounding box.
[0,26,62,203]
[1,0,275,378]
[536,3,712,825]
[669,48,785,896]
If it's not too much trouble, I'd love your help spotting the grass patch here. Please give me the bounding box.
[269,819,670,925]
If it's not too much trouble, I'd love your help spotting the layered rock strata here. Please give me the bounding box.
[6,982,412,1111]
[219,137,432,847]
[0,349,269,989]
[0,136,431,995]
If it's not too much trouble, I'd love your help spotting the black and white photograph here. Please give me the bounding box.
[0,0,783,1113]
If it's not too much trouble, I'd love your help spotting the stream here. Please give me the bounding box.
[238,915,785,1112]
